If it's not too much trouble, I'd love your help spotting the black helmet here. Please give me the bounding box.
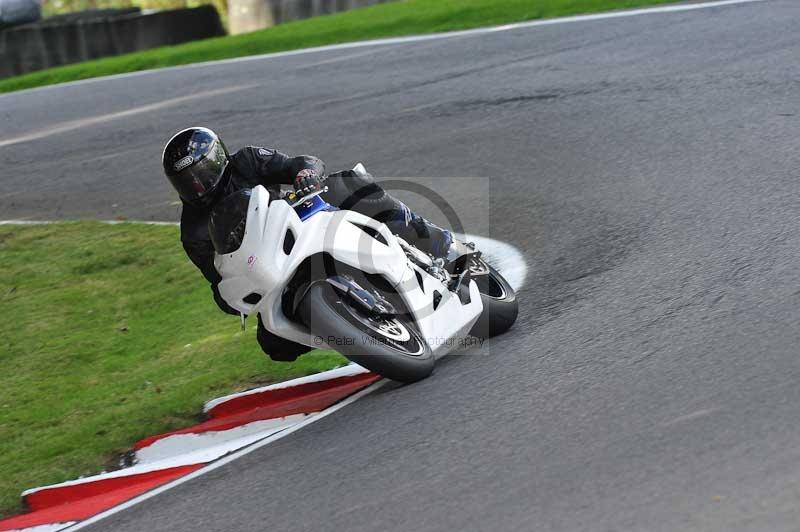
[163,127,230,207]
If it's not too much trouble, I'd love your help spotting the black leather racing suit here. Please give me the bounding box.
[180,146,451,362]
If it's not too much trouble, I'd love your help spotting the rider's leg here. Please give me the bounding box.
[324,170,453,258]
[257,315,312,362]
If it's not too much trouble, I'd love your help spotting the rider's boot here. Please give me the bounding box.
[383,202,453,259]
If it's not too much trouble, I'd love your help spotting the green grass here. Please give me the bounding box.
[0,0,682,94]
[0,222,347,517]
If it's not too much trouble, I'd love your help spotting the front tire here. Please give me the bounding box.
[298,282,435,383]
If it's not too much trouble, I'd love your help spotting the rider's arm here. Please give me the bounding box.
[180,205,239,316]
[231,146,325,185]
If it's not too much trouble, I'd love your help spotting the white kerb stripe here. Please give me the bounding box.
[135,415,309,464]
[63,379,387,531]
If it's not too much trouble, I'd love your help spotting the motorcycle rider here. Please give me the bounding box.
[162,126,452,362]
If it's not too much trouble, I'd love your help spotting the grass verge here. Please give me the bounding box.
[0,0,684,94]
[0,222,347,517]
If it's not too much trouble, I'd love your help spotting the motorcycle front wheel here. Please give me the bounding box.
[298,282,435,383]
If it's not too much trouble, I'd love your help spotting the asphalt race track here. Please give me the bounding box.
[3,1,800,530]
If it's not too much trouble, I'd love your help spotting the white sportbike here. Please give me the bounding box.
[211,165,518,383]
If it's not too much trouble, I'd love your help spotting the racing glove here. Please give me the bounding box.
[293,169,322,198]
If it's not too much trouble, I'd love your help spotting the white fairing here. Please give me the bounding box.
[214,184,483,357]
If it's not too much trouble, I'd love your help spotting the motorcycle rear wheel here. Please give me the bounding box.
[468,259,519,339]
[298,282,435,383]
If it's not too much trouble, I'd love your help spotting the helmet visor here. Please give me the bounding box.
[167,138,228,203]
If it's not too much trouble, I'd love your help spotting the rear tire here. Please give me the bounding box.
[298,282,435,383]
[468,259,519,339]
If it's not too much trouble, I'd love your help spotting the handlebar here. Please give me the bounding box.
[289,185,329,208]
[278,174,330,207]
